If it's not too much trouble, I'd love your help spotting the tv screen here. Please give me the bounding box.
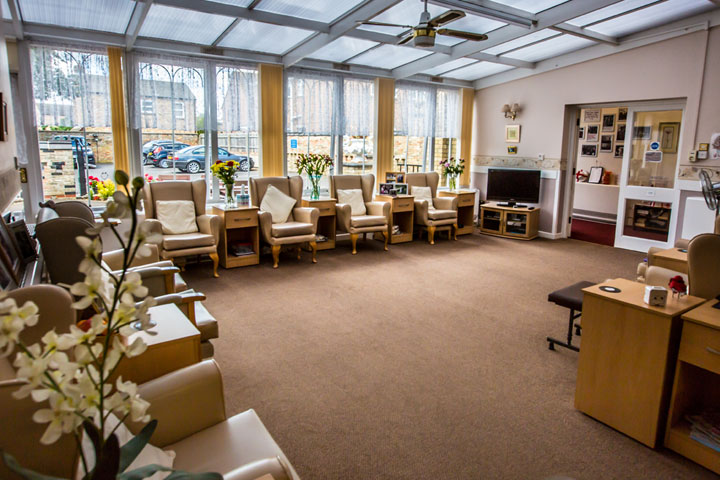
[486,169,541,204]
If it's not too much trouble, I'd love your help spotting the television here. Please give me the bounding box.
[486,168,541,205]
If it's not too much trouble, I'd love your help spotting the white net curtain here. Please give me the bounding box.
[394,81,459,138]
[216,65,258,134]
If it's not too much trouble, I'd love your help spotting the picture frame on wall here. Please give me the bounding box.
[0,93,5,142]
[600,135,613,152]
[581,144,597,157]
[385,172,405,183]
[583,109,601,123]
[505,124,520,143]
[588,166,604,184]
[578,127,585,139]
[614,144,624,158]
[618,108,628,122]
[633,126,652,140]
[507,146,517,154]
[602,114,615,132]
[586,125,599,142]
[616,124,626,143]
[659,122,680,153]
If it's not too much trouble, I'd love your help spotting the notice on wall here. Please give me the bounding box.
[711,133,720,160]
[644,150,663,163]
[290,139,298,149]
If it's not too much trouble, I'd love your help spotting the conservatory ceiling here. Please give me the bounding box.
[2,0,719,88]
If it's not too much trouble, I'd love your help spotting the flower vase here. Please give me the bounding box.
[225,182,237,208]
[447,174,458,190]
[309,174,321,200]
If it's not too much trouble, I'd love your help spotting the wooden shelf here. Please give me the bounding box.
[480,202,539,240]
[213,205,260,268]
[438,189,476,235]
[374,194,414,244]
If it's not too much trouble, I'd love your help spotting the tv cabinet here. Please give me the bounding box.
[480,202,539,240]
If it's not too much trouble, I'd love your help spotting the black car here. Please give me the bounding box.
[142,139,174,160]
[52,135,96,168]
[146,142,190,168]
[172,146,254,174]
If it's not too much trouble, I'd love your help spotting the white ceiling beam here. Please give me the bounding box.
[125,0,153,50]
[283,0,402,66]
[392,0,625,79]
[6,0,23,40]
[549,23,618,45]
[212,17,242,47]
[427,0,535,28]
[464,52,535,68]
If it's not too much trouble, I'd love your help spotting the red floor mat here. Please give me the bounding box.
[570,218,616,246]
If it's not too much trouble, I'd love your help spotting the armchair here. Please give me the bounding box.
[688,233,720,299]
[329,174,390,254]
[250,176,319,268]
[405,172,458,244]
[142,179,221,277]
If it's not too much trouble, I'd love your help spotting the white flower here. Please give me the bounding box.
[76,236,103,274]
[0,297,39,357]
[134,221,163,257]
[115,377,150,423]
[73,342,104,367]
[32,391,81,444]
[104,191,131,219]
[70,269,112,310]
[41,329,76,352]
[12,344,48,398]
[112,335,147,360]
[119,271,148,304]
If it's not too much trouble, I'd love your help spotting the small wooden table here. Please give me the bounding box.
[575,278,704,448]
[438,189,476,235]
[374,194,414,244]
[113,303,201,384]
[480,202,539,240]
[213,204,260,268]
[302,197,336,250]
[653,247,688,274]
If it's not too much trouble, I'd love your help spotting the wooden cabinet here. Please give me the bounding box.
[374,194,414,244]
[302,198,336,250]
[633,203,671,234]
[479,202,539,240]
[575,279,704,448]
[212,205,260,268]
[438,189,476,235]
[665,300,720,474]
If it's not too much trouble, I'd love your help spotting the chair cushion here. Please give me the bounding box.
[428,209,456,220]
[547,281,595,311]
[337,189,366,216]
[163,233,215,251]
[271,221,314,238]
[195,302,218,341]
[260,185,296,224]
[351,215,387,228]
[411,185,433,208]
[155,200,199,235]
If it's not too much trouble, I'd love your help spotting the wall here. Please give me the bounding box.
[0,35,18,212]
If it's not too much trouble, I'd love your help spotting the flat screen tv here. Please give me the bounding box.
[486,168,541,204]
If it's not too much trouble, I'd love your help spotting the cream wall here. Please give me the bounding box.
[0,35,19,212]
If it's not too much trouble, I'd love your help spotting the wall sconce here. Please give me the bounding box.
[501,103,520,120]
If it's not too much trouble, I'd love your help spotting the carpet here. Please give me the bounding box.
[182,233,715,480]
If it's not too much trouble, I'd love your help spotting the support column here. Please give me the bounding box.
[374,77,394,188]
[108,47,129,174]
[259,64,284,177]
[459,87,474,188]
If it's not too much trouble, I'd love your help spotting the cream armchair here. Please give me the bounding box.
[143,179,221,277]
[405,172,458,244]
[250,176,319,269]
[330,174,390,254]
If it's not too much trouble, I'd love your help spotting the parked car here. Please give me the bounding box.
[142,139,174,160]
[52,134,96,168]
[172,146,254,174]
[146,142,190,168]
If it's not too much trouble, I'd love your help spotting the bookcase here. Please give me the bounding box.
[633,203,671,234]
[480,203,539,240]
[374,194,414,244]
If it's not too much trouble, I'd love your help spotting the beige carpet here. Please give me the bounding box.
[182,233,717,480]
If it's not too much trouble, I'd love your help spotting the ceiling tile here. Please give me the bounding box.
[503,34,595,62]
[308,37,378,62]
[255,0,365,23]
[349,44,432,70]
[423,57,476,76]
[482,29,558,55]
[218,19,314,54]
[442,61,514,81]
[139,4,235,45]
[566,0,659,27]
[19,0,135,33]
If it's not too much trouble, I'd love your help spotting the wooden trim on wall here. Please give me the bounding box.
[107,47,129,174]
[374,77,395,188]
[459,87,474,187]
[259,64,284,177]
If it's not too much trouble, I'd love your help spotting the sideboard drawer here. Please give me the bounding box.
[457,194,475,207]
[226,211,258,228]
[312,201,336,216]
[393,199,413,212]
[679,321,720,375]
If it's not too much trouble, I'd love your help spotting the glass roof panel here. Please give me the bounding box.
[139,4,235,45]
[19,0,135,33]
[446,12,506,34]
[309,37,378,62]
[585,0,716,37]
[442,61,513,81]
[357,0,447,35]
[218,19,314,54]
[2,0,10,20]
[206,0,255,6]
[503,34,594,62]
[566,0,659,27]
[255,0,365,23]
[349,44,432,70]
[482,29,558,55]
[423,57,476,76]
[486,0,570,14]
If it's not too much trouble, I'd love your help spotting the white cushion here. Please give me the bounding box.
[155,200,198,235]
[411,186,434,210]
[337,189,366,216]
[260,185,296,224]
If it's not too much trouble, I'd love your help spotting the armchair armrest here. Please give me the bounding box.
[413,200,430,225]
[257,211,274,243]
[674,238,690,250]
[224,458,293,480]
[645,266,687,288]
[292,207,319,229]
[197,214,221,244]
[156,289,207,326]
[120,265,180,297]
[365,201,390,221]
[133,360,226,447]
[335,203,352,233]
[433,196,457,210]
[143,219,163,245]
[102,244,161,271]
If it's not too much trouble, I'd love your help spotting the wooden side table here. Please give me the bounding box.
[374,194,414,244]
[212,204,260,268]
[113,303,201,385]
[653,247,688,274]
[302,198,336,250]
[438,189,476,235]
[480,202,539,240]
[575,278,704,448]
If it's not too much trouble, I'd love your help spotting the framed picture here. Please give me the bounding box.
[8,219,37,263]
[600,135,613,152]
[659,122,680,153]
[698,143,709,151]
[385,172,405,183]
[602,114,615,132]
[588,166,604,184]
[581,144,597,157]
[505,124,520,143]
[507,146,517,154]
[379,183,395,195]
[586,125,599,142]
[616,124,626,143]
[578,127,585,139]
[618,108,628,122]
[0,216,21,283]
[633,126,651,140]
[614,144,624,158]
[0,93,5,141]
[583,109,601,123]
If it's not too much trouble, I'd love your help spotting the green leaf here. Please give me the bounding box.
[116,464,171,480]
[1,450,68,480]
[92,432,120,480]
[165,471,223,480]
[118,420,157,473]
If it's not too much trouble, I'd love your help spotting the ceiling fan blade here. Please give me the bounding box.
[357,20,414,28]
[397,34,414,46]
[436,28,488,42]
[428,9,465,27]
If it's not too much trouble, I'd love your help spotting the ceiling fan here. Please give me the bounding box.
[358,0,488,48]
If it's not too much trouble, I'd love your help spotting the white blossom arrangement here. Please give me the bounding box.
[0,172,220,480]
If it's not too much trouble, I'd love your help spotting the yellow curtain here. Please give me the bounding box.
[107,47,129,174]
[459,88,474,187]
[259,64,284,177]
[374,77,395,186]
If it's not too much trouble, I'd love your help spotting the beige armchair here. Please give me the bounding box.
[688,233,720,299]
[250,176,319,269]
[143,179,221,277]
[405,172,458,244]
[330,174,390,254]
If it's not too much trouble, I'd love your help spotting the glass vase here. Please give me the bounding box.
[309,174,321,200]
[448,173,458,190]
[224,181,237,208]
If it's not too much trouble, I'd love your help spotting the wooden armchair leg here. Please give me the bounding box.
[309,241,318,263]
[428,226,436,245]
[350,233,359,255]
[382,231,389,251]
[209,253,219,278]
[272,245,281,269]
[296,246,302,260]
[453,223,458,241]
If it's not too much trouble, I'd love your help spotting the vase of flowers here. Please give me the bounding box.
[441,158,465,190]
[0,171,220,480]
[210,160,241,208]
[296,153,333,200]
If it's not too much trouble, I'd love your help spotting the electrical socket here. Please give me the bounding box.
[689,151,696,162]
[538,154,545,161]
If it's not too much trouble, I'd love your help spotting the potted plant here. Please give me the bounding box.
[441,157,465,190]
[210,160,241,208]
[295,153,333,200]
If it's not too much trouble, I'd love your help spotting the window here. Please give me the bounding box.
[141,99,154,114]
[173,101,185,119]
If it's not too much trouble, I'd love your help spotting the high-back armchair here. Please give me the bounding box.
[330,174,390,254]
[405,172,458,244]
[688,233,720,299]
[143,180,221,277]
[250,176,319,268]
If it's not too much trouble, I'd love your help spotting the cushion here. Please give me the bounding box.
[155,201,198,235]
[411,186,434,209]
[428,209,457,220]
[351,215,387,228]
[337,189,366,216]
[271,221,314,238]
[162,233,215,251]
[260,185,296,224]
[547,281,595,310]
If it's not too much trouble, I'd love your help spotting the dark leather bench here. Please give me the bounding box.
[547,280,595,352]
